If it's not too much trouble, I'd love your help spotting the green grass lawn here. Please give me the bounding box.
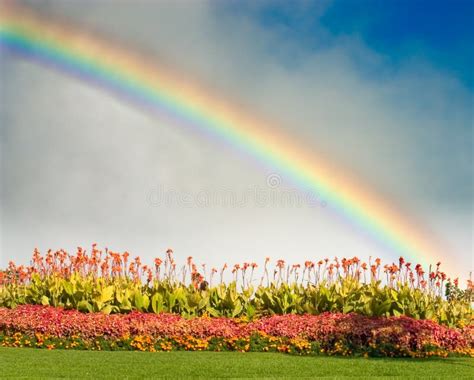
[0,348,473,379]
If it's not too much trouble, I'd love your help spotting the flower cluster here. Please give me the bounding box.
[3,245,471,293]
[0,306,472,358]
[1,246,472,327]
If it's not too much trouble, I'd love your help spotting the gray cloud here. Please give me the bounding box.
[1,1,472,276]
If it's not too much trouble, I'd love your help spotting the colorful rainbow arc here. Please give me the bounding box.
[0,6,450,271]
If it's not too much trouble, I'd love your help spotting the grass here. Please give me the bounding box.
[0,348,473,379]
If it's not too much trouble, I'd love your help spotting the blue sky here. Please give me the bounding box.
[224,0,474,89]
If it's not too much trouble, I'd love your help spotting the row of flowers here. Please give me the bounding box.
[4,246,467,292]
[1,306,472,358]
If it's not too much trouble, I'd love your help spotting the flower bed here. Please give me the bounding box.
[1,305,472,357]
[2,246,473,327]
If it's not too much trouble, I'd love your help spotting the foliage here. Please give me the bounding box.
[0,305,473,358]
[0,246,472,327]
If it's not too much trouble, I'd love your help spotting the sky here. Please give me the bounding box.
[232,0,473,88]
[1,0,472,279]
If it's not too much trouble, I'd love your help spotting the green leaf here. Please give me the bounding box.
[134,292,144,310]
[390,289,399,301]
[246,304,256,319]
[198,297,209,310]
[101,305,114,315]
[41,295,50,306]
[100,285,115,303]
[205,307,220,317]
[78,300,92,312]
[232,300,243,317]
[151,293,163,314]
[62,281,74,296]
[343,305,353,313]
[142,294,150,311]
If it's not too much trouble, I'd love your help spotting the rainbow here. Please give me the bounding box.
[0,5,451,271]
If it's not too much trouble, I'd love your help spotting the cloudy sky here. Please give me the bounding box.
[1,0,472,278]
